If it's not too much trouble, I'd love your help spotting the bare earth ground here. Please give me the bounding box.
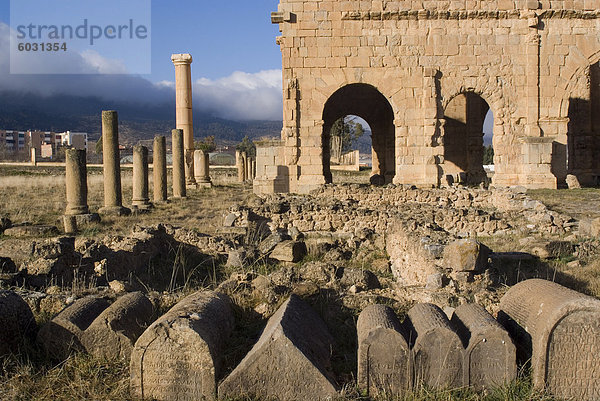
[0,165,599,400]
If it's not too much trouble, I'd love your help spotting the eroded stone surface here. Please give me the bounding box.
[499,279,600,401]
[451,303,516,390]
[0,290,36,356]
[82,292,153,362]
[408,303,463,389]
[219,294,338,400]
[357,304,410,397]
[37,296,110,360]
[130,291,233,401]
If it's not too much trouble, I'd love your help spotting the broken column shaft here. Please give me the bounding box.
[100,111,130,216]
[132,145,152,210]
[153,135,168,203]
[171,129,186,199]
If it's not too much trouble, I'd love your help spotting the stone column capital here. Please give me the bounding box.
[171,53,193,65]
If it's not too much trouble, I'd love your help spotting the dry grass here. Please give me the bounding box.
[528,188,600,220]
[0,165,253,237]
[0,351,131,401]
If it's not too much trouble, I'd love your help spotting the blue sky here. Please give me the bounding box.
[0,0,285,120]
[0,0,281,81]
[0,0,494,134]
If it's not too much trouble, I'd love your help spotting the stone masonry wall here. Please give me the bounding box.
[257,0,600,194]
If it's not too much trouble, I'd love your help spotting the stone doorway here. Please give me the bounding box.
[442,93,492,186]
[567,61,600,187]
[322,84,395,185]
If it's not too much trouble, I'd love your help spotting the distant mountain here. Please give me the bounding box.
[0,91,282,145]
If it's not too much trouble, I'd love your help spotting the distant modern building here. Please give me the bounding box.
[56,131,88,151]
[0,130,27,153]
[0,129,89,159]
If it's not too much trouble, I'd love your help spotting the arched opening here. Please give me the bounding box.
[567,61,600,186]
[327,115,371,182]
[442,92,492,185]
[322,84,395,185]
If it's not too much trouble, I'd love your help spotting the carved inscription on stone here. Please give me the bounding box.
[451,303,516,390]
[130,291,233,401]
[218,294,338,400]
[546,311,600,400]
[357,305,411,396]
[409,303,463,389]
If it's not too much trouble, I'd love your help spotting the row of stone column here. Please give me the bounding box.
[236,150,256,183]
[64,110,193,231]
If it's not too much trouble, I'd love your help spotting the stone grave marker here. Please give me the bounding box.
[130,291,233,401]
[408,303,463,389]
[451,303,516,390]
[0,290,36,356]
[37,296,110,360]
[219,294,339,400]
[499,279,600,401]
[357,304,411,397]
[82,292,153,362]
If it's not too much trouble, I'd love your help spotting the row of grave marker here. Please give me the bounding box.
[3,278,599,400]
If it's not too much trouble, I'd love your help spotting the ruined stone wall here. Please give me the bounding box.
[259,0,600,194]
[257,185,573,240]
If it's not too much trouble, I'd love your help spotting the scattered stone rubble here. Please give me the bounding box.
[0,184,599,399]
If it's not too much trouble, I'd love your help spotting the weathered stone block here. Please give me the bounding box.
[579,217,600,237]
[130,291,233,401]
[357,305,411,397]
[499,279,600,401]
[451,303,516,390]
[37,296,110,360]
[443,239,490,272]
[82,292,153,362]
[219,294,338,400]
[408,303,463,389]
[0,290,36,356]
[566,174,582,189]
[269,240,307,262]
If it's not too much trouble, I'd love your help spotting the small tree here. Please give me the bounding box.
[236,136,256,158]
[195,136,217,153]
[483,145,494,165]
[330,116,365,161]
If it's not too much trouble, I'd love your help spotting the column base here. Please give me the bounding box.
[153,199,171,205]
[131,204,153,214]
[169,196,187,201]
[196,181,213,189]
[131,201,154,212]
[99,206,131,216]
[65,213,101,225]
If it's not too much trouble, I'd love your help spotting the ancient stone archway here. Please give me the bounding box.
[253,1,600,195]
[561,62,600,186]
[442,93,491,185]
[322,84,394,185]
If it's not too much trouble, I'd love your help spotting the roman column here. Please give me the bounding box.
[99,111,130,216]
[153,135,168,203]
[242,152,248,182]
[171,53,196,187]
[172,129,186,199]
[65,148,90,216]
[236,150,245,183]
[132,145,152,211]
[194,149,212,188]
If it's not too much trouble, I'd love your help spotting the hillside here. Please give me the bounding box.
[0,91,282,145]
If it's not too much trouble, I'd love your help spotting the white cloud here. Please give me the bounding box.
[79,50,129,74]
[0,22,283,121]
[192,70,282,121]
